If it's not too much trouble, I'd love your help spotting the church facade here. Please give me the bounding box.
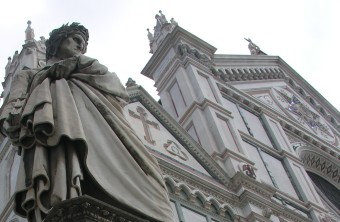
[0,12,339,222]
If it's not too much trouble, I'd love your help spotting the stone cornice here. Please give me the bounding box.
[232,173,275,200]
[234,173,312,222]
[161,164,239,208]
[211,149,255,167]
[213,54,281,66]
[169,193,237,221]
[161,162,236,200]
[127,85,231,185]
[178,98,233,126]
[211,64,285,83]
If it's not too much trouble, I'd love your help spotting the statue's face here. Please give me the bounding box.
[56,34,86,59]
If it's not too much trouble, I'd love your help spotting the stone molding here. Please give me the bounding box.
[211,66,285,83]
[161,163,237,206]
[164,175,237,219]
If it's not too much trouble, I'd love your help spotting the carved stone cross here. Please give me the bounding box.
[129,106,159,145]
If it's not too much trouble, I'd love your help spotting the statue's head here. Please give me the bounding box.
[46,22,89,61]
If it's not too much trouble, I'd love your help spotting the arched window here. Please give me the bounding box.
[307,172,340,210]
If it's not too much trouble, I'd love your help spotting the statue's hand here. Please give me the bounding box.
[1,99,25,145]
[3,119,20,146]
[48,56,79,80]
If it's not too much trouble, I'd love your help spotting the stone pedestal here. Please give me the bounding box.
[44,195,151,222]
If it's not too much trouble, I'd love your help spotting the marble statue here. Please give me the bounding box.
[244,38,261,55]
[158,10,168,24]
[5,57,11,76]
[0,22,174,222]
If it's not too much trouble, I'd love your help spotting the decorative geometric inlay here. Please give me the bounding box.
[272,87,335,144]
[300,151,340,186]
[163,140,188,161]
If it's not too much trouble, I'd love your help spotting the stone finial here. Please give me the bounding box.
[25,20,35,43]
[125,77,137,87]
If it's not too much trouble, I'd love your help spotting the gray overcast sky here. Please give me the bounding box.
[0,0,339,111]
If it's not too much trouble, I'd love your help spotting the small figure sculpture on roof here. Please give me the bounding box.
[11,50,19,67]
[244,38,261,55]
[170,17,178,26]
[125,77,137,87]
[159,10,168,24]
[39,36,46,43]
[5,57,11,76]
[12,50,19,60]
[147,28,154,42]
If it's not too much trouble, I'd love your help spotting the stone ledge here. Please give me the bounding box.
[44,195,151,222]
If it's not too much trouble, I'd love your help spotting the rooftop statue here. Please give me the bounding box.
[244,38,261,55]
[0,22,174,222]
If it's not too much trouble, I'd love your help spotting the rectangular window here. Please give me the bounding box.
[169,81,187,117]
[197,72,217,102]
[187,123,201,145]
[221,97,275,149]
[261,152,299,198]
[242,141,273,185]
[182,206,207,222]
[243,141,300,199]
[216,116,239,152]
[170,201,180,222]
[239,107,273,147]
[221,98,248,134]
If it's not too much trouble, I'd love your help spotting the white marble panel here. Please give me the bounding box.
[124,102,210,176]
